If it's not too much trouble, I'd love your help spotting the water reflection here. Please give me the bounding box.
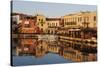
[12,35,97,65]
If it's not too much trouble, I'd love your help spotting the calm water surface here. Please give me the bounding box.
[12,53,72,66]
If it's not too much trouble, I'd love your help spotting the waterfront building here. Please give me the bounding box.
[57,11,97,41]
[63,13,81,28]
[34,14,48,33]
[81,11,97,28]
[46,18,61,27]
[62,11,97,28]
[46,18,61,34]
[18,19,40,34]
[12,11,97,34]
[11,13,30,24]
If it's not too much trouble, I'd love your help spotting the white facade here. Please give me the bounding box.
[12,15,20,24]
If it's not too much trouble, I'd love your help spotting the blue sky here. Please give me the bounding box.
[12,1,97,17]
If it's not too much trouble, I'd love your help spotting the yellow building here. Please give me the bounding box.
[63,11,97,28]
[80,11,97,28]
[46,18,61,27]
[35,14,48,33]
[46,18,61,34]
[63,13,81,28]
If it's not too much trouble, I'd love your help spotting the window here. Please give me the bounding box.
[66,22,68,25]
[78,17,80,22]
[56,23,57,26]
[52,23,53,26]
[40,19,44,26]
[74,22,76,25]
[86,17,89,22]
[65,22,67,25]
[48,23,49,26]
[41,23,43,26]
[41,19,43,22]
[49,23,51,27]
[39,19,40,21]
[80,17,82,21]
[53,23,54,26]
[84,17,86,22]
[94,16,96,21]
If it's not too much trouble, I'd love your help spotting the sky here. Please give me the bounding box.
[12,1,97,17]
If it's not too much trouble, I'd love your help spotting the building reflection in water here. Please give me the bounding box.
[13,35,97,62]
